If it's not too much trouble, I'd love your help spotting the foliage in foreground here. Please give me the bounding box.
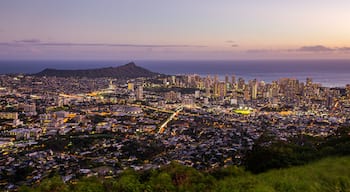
[245,126,350,173]
[20,156,350,192]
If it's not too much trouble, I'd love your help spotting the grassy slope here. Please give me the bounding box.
[217,156,350,192]
[20,156,350,192]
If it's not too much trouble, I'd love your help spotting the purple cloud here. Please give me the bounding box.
[337,47,350,51]
[246,49,274,53]
[0,42,11,46]
[297,45,334,52]
[40,42,206,48]
[246,45,350,54]
[225,40,239,47]
[0,39,207,48]
[14,39,41,43]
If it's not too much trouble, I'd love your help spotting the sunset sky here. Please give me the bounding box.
[1,0,350,60]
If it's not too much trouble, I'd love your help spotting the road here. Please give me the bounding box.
[158,106,184,134]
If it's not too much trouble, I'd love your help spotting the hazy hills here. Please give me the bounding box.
[35,62,159,78]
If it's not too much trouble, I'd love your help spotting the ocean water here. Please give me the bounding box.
[0,60,350,87]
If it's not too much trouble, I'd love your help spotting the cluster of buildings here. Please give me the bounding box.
[0,73,350,190]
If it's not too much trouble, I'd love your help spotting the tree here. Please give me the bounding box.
[112,169,143,192]
[71,177,104,192]
[32,176,69,192]
[147,172,176,192]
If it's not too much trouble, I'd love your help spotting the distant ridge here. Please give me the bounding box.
[35,62,160,78]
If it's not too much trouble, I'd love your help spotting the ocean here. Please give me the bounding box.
[0,60,350,87]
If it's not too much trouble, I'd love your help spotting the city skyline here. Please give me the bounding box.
[1,2,350,190]
[1,0,350,60]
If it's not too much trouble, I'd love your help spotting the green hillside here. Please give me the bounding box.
[216,156,350,192]
[20,156,350,192]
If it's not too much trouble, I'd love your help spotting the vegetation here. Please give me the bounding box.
[216,156,350,192]
[20,127,350,191]
[19,156,350,192]
[245,126,350,173]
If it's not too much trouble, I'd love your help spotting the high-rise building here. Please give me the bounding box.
[244,88,250,101]
[271,81,279,97]
[214,82,227,97]
[136,85,143,100]
[346,84,350,99]
[194,90,200,98]
[238,78,245,90]
[127,82,134,91]
[306,77,313,86]
[231,75,236,85]
[165,91,180,101]
[171,75,176,84]
[251,79,258,100]
[214,75,219,83]
[225,75,230,90]
[205,76,211,97]
[327,96,333,109]
[213,82,219,97]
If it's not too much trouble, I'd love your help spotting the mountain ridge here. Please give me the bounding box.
[34,62,160,78]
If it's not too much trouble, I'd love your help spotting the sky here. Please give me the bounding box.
[1,0,350,60]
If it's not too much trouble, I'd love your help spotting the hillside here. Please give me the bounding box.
[216,156,350,191]
[19,156,350,192]
[35,62,159,78]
